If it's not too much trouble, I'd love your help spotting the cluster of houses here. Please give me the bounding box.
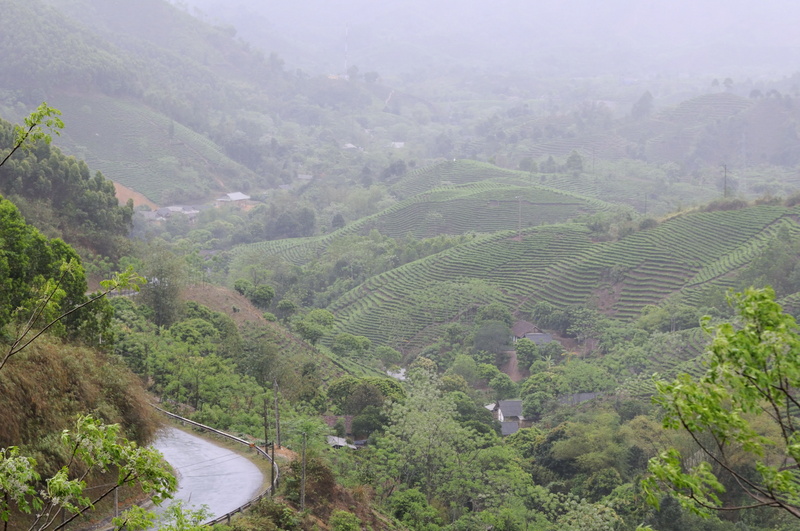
[139,192,252,222]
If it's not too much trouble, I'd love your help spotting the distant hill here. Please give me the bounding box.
[480,91,800,177]
[0,0,397,204]
[229,178,612,270]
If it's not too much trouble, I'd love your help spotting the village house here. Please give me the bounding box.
[486,399,532,436]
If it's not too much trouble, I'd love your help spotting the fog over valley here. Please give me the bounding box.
[183,0,800,77]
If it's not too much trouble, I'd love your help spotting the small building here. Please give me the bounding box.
[501,421,520,436]
[523,332,554,345]
[217,192,251,202]
[487,399,532,434]
[512,320,538,341]
[326,436,357,449]
[389,141,405,149]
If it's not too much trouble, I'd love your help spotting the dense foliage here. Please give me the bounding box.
[0,116,133,258]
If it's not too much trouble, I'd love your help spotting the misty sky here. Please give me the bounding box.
[181,0,800,77]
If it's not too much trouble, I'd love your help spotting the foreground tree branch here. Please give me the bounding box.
[643,287,800,519]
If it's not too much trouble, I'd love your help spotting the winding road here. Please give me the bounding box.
[151,427,264,524]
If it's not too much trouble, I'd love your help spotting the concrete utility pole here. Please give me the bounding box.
[270,442,276,492]
[300,432,307,512]
[273,379,281,448]
[722,163,728,198]
[264,395,269,449]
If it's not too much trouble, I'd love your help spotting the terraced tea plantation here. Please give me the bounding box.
[323,205,800,353]
[391,160,530,198]
[231,181,611,267]
[326,225,593,351]
[49,93,256,203]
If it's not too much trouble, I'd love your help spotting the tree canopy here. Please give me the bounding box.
[645,287,800,519]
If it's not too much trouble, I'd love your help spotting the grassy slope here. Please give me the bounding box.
[181,284,384,382]
[0,336,158,474]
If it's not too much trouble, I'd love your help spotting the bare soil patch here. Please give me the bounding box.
[182,283,267,326]
[113,181,158,209]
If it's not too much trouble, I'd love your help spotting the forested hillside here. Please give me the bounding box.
[0,116,133,258]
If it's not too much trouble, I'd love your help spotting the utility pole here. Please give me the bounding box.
[263,396,270,449]
[722,163,728,198]
[300,432,307,512]
[273,379,281,448]
[270,442,276,492]
[516,195,522,241]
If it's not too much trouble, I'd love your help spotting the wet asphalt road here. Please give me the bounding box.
[151,427,264,524]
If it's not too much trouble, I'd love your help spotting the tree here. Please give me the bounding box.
[139,246,185,328]
[375,345,402,366]
[373,370,477,498]
[631,91,654,119]
[644,287,800,519]
[331,332,371,358]
[0,415,175,531]
[249,284,275,308]
[330,212,346,230]
[515,337,540,367]
[473,320,511,356]
[564,150,583,176]
[233,278,253,296]
[275,299,297,322]
[0,102,63,168]
[476,303,513,327]
[294,309,334,345]
[489,373,517,400]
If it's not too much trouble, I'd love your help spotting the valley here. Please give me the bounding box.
[3,1,800,530]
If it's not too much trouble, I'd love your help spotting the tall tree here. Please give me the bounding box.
[644,287,800,519]
[139,245,185,328]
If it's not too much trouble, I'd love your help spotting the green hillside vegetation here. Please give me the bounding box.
[230,180,611,265]
[0,116,133,258]
[0,194,171,531]
[319,204,799,356]
[8,1,800,529]
[0,194,110,341]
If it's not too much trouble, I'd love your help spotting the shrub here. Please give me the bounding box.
[328,510,363,531]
